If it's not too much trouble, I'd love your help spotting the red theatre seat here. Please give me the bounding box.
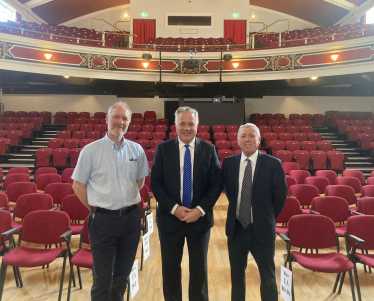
[292,150,311,170]
[275,150,293,163]
[310,150,327,169]
[327,151,345,170]
[69,148,82,167]
[53,148,70,167]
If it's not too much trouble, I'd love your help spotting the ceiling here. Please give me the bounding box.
[2,69,374,98]
[17,0,370,27]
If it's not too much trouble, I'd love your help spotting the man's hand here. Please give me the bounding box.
[174,206,192,221]
[181,208,202,223]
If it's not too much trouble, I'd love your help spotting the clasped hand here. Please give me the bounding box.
[174,206,202,223]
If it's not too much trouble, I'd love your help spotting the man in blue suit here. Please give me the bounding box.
[151,106,222,301]
[222,123,287,301]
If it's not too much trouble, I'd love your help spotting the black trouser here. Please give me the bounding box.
[88,205,141,301]
[158,222,210,301]
[228,221,278,301]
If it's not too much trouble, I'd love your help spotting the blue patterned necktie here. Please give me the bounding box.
[183,145,192,209]
[239,158,253,229]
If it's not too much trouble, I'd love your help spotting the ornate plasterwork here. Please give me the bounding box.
[173,59,208,74]
[0,41,14,59]
[265,54,303,71]
[79,54,117,70]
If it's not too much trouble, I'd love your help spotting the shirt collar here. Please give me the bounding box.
[178,137,196,150]
[241,150,258,164]
[104,134,126,150]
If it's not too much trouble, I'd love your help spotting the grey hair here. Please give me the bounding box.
[239,123,261,137]
[174,106,199,123]
[107,101,132,117]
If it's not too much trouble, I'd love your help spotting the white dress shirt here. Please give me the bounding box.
[170,137,205,216]
[236,150,258,222]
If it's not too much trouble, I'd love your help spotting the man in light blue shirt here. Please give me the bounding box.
[72,101,150,301]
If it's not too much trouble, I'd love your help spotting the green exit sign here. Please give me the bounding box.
[232,13,239,17]
[141,12,148,17]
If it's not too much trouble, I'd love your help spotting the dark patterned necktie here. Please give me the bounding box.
[239,158,252,229]
[183,145,192,208]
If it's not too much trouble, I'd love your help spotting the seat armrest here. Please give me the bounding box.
[310,210,320,215]
[279,233,290,243]
[352,211,364,216]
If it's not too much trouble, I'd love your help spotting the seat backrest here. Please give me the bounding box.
[289,170,311,184]
[275,196,301,223]
[304,176,330,194]
[4,173,30,190]
[315,170,337,185]
[36,174,61,191]
[21,210,70,244]
[7,167,29,175]
[15,193,53,219]
[288,184,319,206]
[325,185,356,206]
[346,215,374,250]
[61,194,90,220]
[311,196,349,223]
[6,181,37,203]
[282,162,300,175]
[342,170,365,185]
[357,197,374,215]
[288,215,337,249]
[336,177,361,194]
[44,182,74,205]
[61,168,74,183]
[34,167,57,182]
[0,210,12,244]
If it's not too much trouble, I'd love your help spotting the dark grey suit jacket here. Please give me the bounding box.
[222,152,287,244]
[151,138,222,233]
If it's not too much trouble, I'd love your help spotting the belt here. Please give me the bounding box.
[95,204,138,216]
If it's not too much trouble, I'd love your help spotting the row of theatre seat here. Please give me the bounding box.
[250,113,325,127]
[0,20,126,47]
[144,37,236,46]
[253,23,374,48]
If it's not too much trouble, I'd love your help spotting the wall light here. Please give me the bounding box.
[232,63,239,69]
[311,76,318,80]
[63,75,70,79]
[142,62,149,69]
[331,54,339,61]
[44,53,52,60]
[251,14,256,19]
[124,13,128,18]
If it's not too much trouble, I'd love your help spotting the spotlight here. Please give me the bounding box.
[232,63,239,69]
[223,54,232,62]
[63,75,70,79]
[142,53,152,61]
[44,53,52,60]
[142,62,149,69]
[331,54,339,62]
[311,76,318,80]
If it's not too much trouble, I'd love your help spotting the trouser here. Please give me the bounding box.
[228,220,278,301]
[159,222,210,301]
[88,205,141,301]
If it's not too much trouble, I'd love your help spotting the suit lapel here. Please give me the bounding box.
[252,151,264,188]
[234,153,241,201]
[193,138,204,182]
[171,138,181,190]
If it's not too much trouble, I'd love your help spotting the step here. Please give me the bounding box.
[346,167,374,171]
[42,134,57,138]
[341,152,361,157]
[8,158,35,163]
[345,161,374,167]
[331,144,350,148]
[335,148,357,151]
[346,157,372,161]
[34,138,51,141]
[0,163,35,168]
[32,141,49,145]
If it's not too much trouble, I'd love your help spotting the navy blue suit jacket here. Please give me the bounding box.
[151,138,222,233]
[222,152,287,244]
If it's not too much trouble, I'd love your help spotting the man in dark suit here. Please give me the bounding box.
[151,106,222,301]
[222,123,287,301]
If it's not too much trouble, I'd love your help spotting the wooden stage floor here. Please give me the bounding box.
[2,193,374,301]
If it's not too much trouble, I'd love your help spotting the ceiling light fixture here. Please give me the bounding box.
[44,53,52,60]
[232,63,239,69]
[311,76,318,80]
[142,62,149,69]
[331,54,339,62]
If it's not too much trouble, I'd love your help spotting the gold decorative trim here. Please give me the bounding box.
[0,41,14,59]
[173,59,208,74]
[79,53,117,70]
[265,54,303,71]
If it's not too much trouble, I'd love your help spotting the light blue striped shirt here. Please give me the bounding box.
[71,135,150,210]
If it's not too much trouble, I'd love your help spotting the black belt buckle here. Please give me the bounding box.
[119,208,126,216]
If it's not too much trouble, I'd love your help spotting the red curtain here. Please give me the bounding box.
[133,19,156,44]
[224,20,246,44]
